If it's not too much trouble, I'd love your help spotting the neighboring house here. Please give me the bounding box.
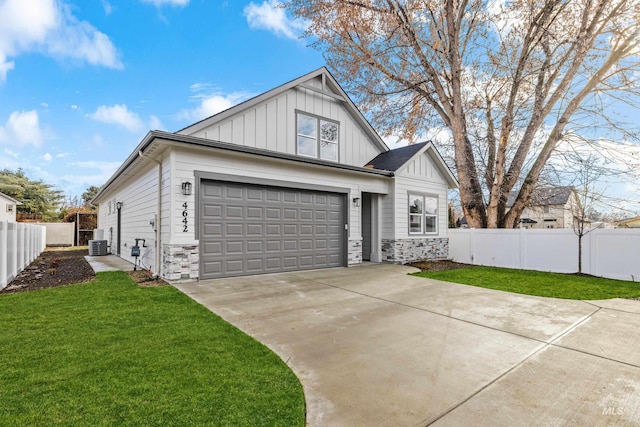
[0,192,21,222]
[617,216,640,228]
[509,187,580,229]
[93,67,458,281]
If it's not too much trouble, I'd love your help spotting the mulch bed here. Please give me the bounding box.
[1,248,168,294]
[408,259,471,272]
[1,248,95,293]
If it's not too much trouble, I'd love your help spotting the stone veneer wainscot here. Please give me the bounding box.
[382,238,448,263]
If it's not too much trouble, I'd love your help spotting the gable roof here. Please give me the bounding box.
[177,66,389,153]
[508,186,575,207]
[93,130,394,203]
[365,141,458,189]
[366,142,428,171]
[0,191,21,205]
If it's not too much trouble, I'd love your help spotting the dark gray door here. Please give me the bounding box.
[200,180,346,279]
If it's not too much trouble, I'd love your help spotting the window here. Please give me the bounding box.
[6,204,14,213]
[409,194,438,234]
[296,113,339,161]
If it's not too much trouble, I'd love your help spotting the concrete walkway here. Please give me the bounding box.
[174,264,640,426]
[85,255,134,272]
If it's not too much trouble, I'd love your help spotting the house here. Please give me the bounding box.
[509,186,580,229]
[0,192,21,222]
[92,68,458,281]
[617,216,640,228]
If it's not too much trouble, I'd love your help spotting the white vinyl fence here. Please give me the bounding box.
[448,228,640,282]
[1,221,47,290]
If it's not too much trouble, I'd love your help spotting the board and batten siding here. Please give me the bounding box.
[96,155,171,274]
[393,152,449,239]
[184,76,383,169]
[172,146,389,243]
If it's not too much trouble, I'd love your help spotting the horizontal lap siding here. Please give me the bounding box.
[97,157,168,272]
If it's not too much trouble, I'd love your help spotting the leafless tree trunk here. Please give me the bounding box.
[287,0,640,228]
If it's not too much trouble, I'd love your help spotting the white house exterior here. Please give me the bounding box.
[93,68,457,281]
[0,192,20,222]
[509,187,580,229]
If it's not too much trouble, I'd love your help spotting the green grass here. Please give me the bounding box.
[0,272,305,426]
[413,266,640,300]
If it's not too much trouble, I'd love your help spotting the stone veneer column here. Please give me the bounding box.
[348,239,363,265]
[162,244,199,281]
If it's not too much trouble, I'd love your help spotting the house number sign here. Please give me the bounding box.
[182,202,188,232]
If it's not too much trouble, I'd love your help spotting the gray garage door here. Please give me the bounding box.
[200,180,346,279]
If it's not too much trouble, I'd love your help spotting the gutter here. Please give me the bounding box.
[138,149,162,279]
[93,130,394,204]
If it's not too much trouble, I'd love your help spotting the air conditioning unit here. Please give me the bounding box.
[89,240,108,256]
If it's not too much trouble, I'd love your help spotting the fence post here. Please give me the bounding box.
[0,221,6,289]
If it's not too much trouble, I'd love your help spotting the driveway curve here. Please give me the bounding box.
[174,264,640,426]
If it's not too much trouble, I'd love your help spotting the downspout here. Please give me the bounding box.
[138,150,162,278]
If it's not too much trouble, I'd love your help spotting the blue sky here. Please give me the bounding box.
[0,0,323,199]
[1,0,638,214]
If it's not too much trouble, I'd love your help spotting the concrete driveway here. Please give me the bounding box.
[174,264,640,426]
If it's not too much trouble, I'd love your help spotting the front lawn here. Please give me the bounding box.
[413,266,640,300]
[0,271,305,426]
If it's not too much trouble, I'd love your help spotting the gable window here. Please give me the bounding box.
[296,112,339,161]
[6,204,14,213]
[409,194,438,234]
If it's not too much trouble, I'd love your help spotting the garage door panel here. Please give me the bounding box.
[200,180,345,279]
[246,259,264,271]
[266,208,281,219]
[247,241,263,252]
[203,205,222,217]
[226,206,243,218]
[225,241,243,254]
[247,224,263,236]
[226,223,243,236]
[226,259,244,273]
[226,186,243,199]
[247,207,263,219]
[203,223,222,237]
[247,188,263,201]
[203,241,222,254]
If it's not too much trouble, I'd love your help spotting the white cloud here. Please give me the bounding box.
[70,104,78,110]
[3,148,19,158]
[0,0,121,82]
[149,115,164,130]
[61,160,122,189]
[0,110,44,146]
[244,0,307,40]
[42,152,52,162]
[89,104,144,132]
[102,0,113,15]
[177,86,254,122]
[140,0,190,6]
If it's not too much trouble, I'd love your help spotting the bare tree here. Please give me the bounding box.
[286,0,640,228]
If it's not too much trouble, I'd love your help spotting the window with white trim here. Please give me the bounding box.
[296,112,339,161]
[6,204,14,213]
[409,194,438,234]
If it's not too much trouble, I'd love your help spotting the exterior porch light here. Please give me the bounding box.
[352,197,360,207]
[181,181,192,196]
[116,201,122,210]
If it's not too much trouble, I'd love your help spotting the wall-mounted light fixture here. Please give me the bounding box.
[116,201,122,210]
[352,197,360,207]
[181,181,192,196]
